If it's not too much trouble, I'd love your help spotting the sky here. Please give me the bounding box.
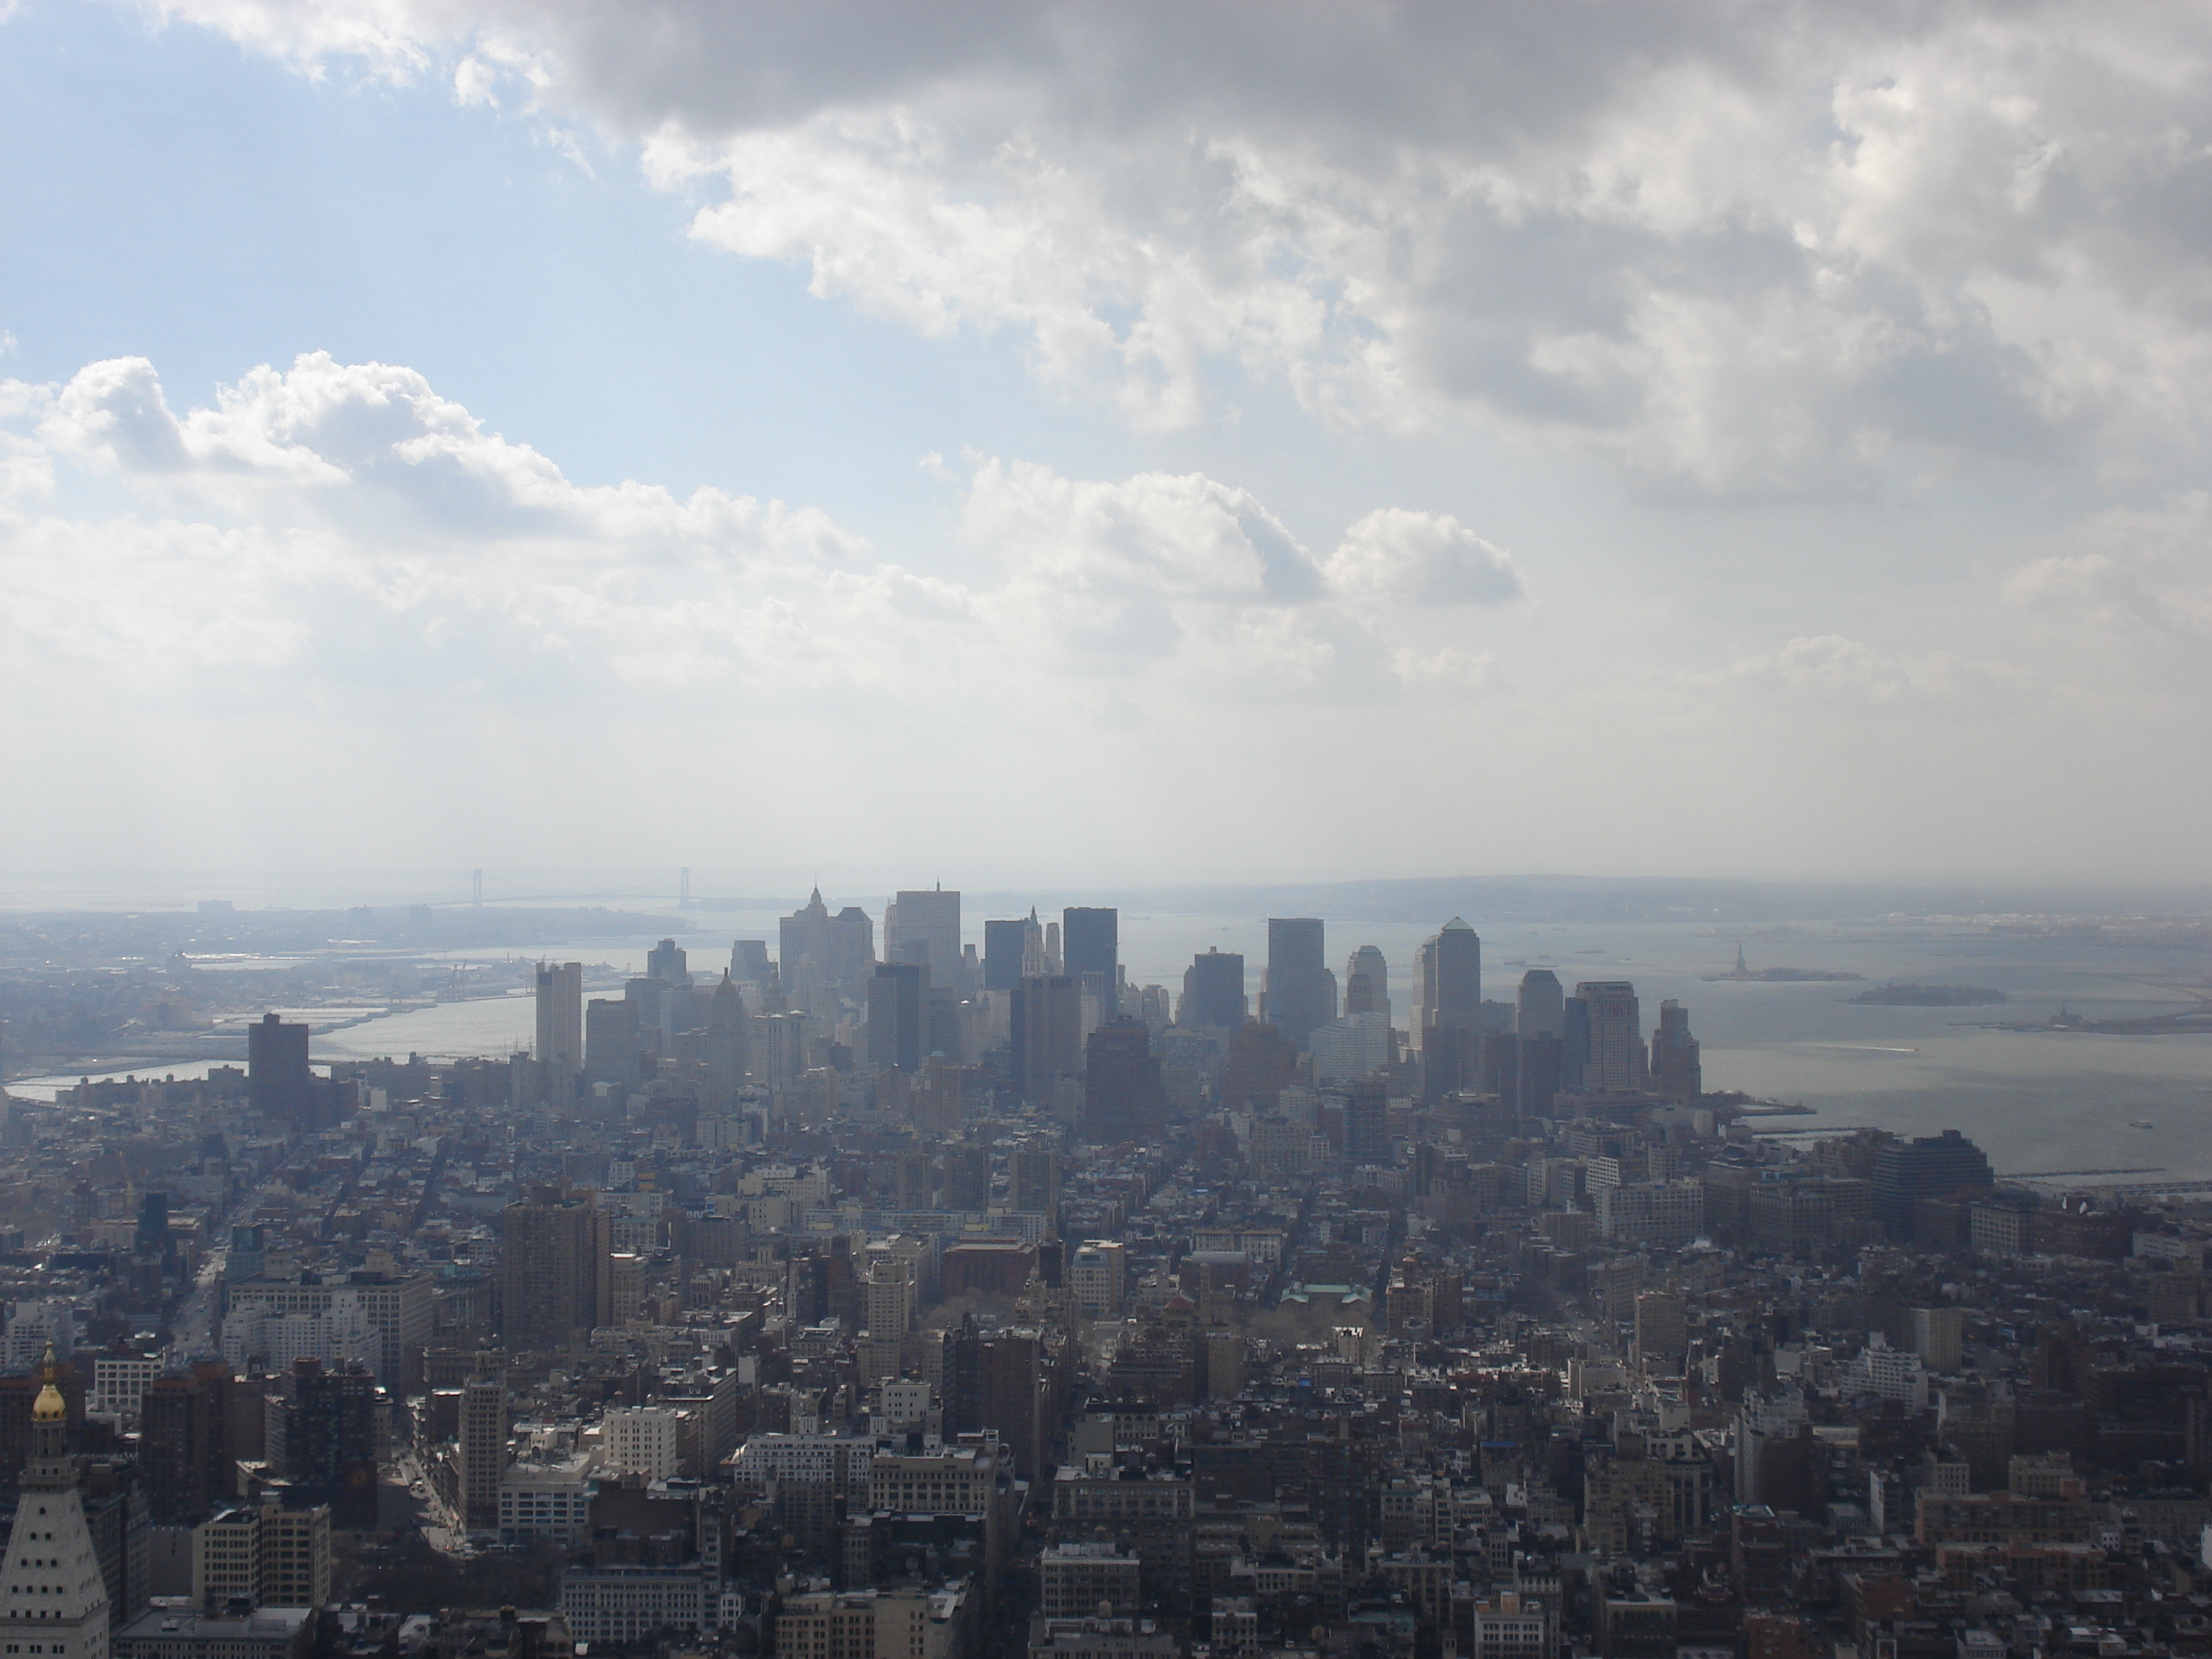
[2,1,2210,896]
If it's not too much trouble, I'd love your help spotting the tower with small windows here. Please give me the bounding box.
[0,1349,108,1659]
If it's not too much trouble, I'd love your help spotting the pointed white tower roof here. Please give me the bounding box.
[0,1348,110,1659]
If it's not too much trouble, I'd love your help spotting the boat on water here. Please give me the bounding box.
[2131,1120,2155,1129]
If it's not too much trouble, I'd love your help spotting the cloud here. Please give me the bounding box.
[134,1,2212,494]
[1695,634,2025,710]
[0,352,1482,713]
[2007,493,2212,640]
[1327,508,1522,605]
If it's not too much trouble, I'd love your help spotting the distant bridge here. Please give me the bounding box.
[2005,1166,2166,1180]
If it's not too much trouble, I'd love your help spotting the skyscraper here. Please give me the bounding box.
[645,938,691,986]
[939,1144,991,1212]
[1064,907,1119,1014]
[1219,1022,1298,1109]
[0,1355,106,1659]
[1416,918,1481,1037]
[534,961,583,1100]
[1870,1130,1994,1241]
[460,1376,508,1531]
[703,972,750,1105]
[1575,981,1646,1090]
[1179,948,1247,1031]
[1011,975,1082,1102]
[282,1357,378,1529]
[1650,999,1701,1101]
[499,1187,612,1349]
[1082,1019,1170,1145]
[866,963,929,1073]
[1343,946,1391,1020]
[1516,969,1565,1036]
[884,888,962,983]
[982,918,1027,992]
[1344,1081,1390,1167]
[778,889,876,994]
[139,1361,233,1523]
[247,1013,311,1126]
[1262,918,1336,1053]
[584,998,644,1091]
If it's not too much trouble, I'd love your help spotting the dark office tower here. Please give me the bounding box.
[1343,947,1391,1020]
[584,998,644,1091]
[1871,1130,1994,1242]
[983,919,1027,992]
[703,972,750,1106]
[1419,1024,1476,1104]
[1650,1000,1701,1101]
[247,1013,311,1126]
[624,976,666,1059]
[134,1192,172,1258]
[1416,918,1482,1038]
[1011,975,1082,1101]
[866,963,929,1073]
[646,938,691,986]
[1344,1081,1390,1167]
[1082,1019,1170,1145]
[1009,1141,1060,1215]
[731,939,773,985]
[1263,918,1336,1053]
[139,1361,233,1523]
[1220,1022,1298,1109]
[284,1358,378,1529]
[1517,1035,1564,1116]
[1063,907,1119,1014]
[1575,980,1646,1090]
[1478,1029,1520,1104]
[940,1144,991,1213]
[978,1331,1045,1481]
[1179,949,1247,1031]
[500,1186,613,1349]
[533,961,584,1101]
[1517,969,1566,1037]
[1561,995,1591,1089]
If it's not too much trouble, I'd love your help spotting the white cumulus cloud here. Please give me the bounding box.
[1327,509,1522,605]
[128,1,2212,494]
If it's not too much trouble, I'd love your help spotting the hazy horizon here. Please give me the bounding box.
[5,867,2211,924]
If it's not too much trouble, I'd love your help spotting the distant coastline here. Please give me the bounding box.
[1851,982,2008,1006]
[1705,947,1862,984]
[1705,965,1866,983]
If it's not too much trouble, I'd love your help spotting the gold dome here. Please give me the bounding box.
[31,1343,64,1422]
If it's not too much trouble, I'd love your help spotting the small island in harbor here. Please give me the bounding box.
[1704,946,1864,983]
[1849,982,2009,1006]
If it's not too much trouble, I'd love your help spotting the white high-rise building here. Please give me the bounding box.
[600,1407,688,1481]
[0,1356,108,1659]
[535,961,584,1092]
[1342,947,1391,1022]
[884,888,962,984]
[5,1304,75,1373]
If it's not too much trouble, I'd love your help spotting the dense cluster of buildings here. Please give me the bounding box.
[0,892,2203,1659]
